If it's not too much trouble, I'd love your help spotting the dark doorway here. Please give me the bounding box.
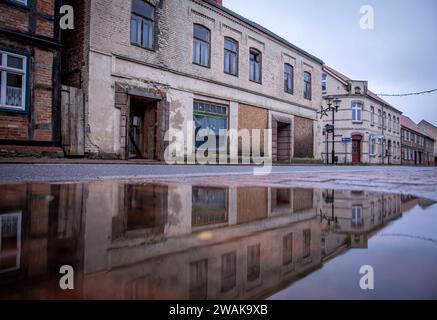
[276,122,291,162]
[129,96,157,159]
[352,135,362,163]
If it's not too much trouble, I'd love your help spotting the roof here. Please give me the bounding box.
[323,65,401,113]
[401,115,434,139]
[419,119,437,130]
[202,0,324,65]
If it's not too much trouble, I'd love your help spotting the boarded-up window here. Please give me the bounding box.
[294,116,314,158]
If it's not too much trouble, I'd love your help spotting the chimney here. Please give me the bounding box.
[212,0,223,5]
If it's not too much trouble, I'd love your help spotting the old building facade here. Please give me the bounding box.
[62,0,324,162]
[320,66,402,164]
[418,120,437,166]
[0,0,62,156]
[401,116,435,166]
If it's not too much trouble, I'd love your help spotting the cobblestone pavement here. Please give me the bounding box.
[1,163,436,200]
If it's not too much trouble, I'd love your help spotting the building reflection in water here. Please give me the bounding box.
[0,182,433,300]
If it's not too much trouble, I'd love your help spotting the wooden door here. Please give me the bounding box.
[352,138,361,163]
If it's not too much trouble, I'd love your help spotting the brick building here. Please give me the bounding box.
[0,0,62,156]
[401,115,435,166]
[61,0,324,162]
[321,66,402,164]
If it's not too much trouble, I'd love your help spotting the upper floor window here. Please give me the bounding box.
[224,37,238,76]
[354,86,361,94]
[322,73,327,92]
[383,111,387,129]
[131,0,155,50]
[249,48,261,83]
[284,63,293,94]
[352,102,363,122]
[378,109,382,127]
[371,106,375,125]
[193,24,210,67]
[303,71,312,100]
[0,50,28,112]
[388,114,392,131]
[352,205,363,227]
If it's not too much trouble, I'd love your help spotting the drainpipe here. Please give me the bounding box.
[381,104,385,164]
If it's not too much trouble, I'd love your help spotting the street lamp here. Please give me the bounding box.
[319,97,342,165]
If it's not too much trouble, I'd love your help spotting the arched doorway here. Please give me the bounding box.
[352,135,362,163]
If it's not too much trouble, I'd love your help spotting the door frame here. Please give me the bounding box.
[351,134,362,164]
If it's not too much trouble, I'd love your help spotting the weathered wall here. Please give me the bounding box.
[80,0,323,159]
[294,116,314,158]
[238,104,268,155]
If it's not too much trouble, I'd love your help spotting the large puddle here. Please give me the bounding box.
[0,181,436,299]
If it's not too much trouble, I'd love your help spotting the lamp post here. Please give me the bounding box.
[319,97,342,165]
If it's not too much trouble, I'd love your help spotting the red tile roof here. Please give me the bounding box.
[401,115,433,139]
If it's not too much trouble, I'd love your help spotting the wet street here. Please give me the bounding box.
[0,172,437,299]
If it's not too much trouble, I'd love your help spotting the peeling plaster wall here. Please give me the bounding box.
[82,0,324,159]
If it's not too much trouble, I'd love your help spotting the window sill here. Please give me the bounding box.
[3,0,31,10]
[224,72,239,78]
[0,106,27,114]
[130,42,155,52]
[249,79,262,85]
[352,121,363,124]
[193,62,211,69]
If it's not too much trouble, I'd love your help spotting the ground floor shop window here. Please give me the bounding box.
[193,101,228,151]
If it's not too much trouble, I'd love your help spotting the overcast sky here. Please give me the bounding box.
[225,0,437,125]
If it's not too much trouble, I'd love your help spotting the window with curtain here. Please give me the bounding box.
[224,37,238,76]
[0,50,28,111]
[249,48,261,83]
[284,63,293,94]
[131,0,155,49]
[371,106,375,125]
[193,24,210,67]
[352,102,363,122]
[303,71,311,100]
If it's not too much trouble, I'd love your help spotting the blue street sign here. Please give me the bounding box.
[342,137,352,142]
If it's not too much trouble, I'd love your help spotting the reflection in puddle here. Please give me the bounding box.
[0,182,436,299]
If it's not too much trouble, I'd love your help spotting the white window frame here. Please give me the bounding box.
[370,138,376,156]
[352,102,363,122]
[0,211,22,274]
[352,205,363,227]
[321,73,327,92]
[0,50,27,111]
[370,106,375,125]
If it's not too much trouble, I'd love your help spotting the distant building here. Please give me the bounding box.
[401,116,435,166]
[321,66,402,164]
[0,0,62,157]
[418,120,437,166]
